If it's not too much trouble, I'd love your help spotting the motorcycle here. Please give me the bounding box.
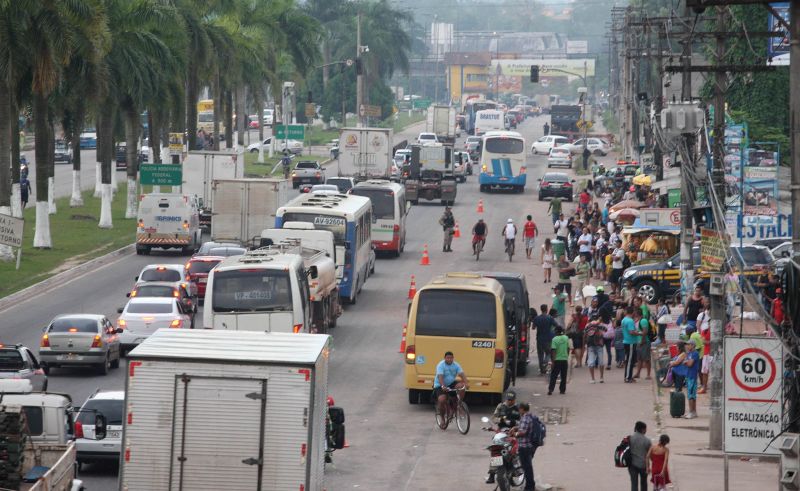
[481,417,525,490]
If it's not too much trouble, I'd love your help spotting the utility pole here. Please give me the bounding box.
[356,12,364,128]
[679,4,695,309]
[788,0,800,434]
[653,28,664,181]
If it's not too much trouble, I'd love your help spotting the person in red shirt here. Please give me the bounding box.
[772,288,785,327]
[579,189,592,214]
[523,215,538,259]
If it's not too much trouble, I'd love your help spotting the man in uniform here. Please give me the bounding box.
[439,206,455,252]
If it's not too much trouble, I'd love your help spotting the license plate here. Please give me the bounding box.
[198,278,207,283]
[57,354,82,361]
[490,456,503,467]
[109,431,121,439]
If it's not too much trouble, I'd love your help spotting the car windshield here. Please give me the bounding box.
[296,162,317,169]
[78,399,124,425]
[207,247,245,257]
[551,148,569,156]
[350,189,394,220]
[49,318,97,333]
[198,242,238,255]
[188,259,221,275]
[126,302,174,314]
[212,270,292,312]
[734,248,774,266]
[140,269,181,282]
[198,113,213,123]
[544,174,568,183]
[134,285,176,298]
[415,290,497,338]
[0,350,24,371]
[485,138,523,154]
[327,179,353,192]
[419,134,435,140]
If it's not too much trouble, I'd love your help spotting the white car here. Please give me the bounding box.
[547,146,573,168]
[417,132,438,144]
[247,137,303,155]
[117,297,192,352]
[262,109,274,126]
[134,264,196,297]
[75,390,124,468]
[306,184,339,195]
[565,138,611,156]
[531,135,569,155]
[453,151,471,181]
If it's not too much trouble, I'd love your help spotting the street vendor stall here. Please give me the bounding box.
[621,226,681,264]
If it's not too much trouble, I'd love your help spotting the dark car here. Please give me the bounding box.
[196,241,243,256]
[537,172,574,202]
[481,272,531,376]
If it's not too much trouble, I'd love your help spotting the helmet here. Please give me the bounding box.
[507,218,513,223]
[327,396,335,407]
[492,432,509,445]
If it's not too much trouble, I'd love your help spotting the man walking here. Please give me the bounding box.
[548,197,562,224]
[543,122,550,136]
[548,325,570,395]
[622,306,644,383]
[438,206,455,252]
[514,402,540,491]
[533,305,557,375]
[628,421,651,491]
[523,215,538,259]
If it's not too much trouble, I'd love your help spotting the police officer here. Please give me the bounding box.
[486,390,521,484]
[439,207,455,252]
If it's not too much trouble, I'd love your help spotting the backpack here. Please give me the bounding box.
[614,436,631,467]
[622,253,631,270]
[529,414,546,447]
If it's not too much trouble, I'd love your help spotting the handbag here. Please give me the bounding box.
[657,313,674,325]
[661,366,674,387]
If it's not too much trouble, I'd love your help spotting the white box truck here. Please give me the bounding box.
[136,193,202,255]
[426,105,457,145]
[183,149,244,227]
[210,178,290,246]
[119,329,331,491]
[334,127,393,180]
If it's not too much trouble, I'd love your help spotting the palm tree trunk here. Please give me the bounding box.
[47,121,56,215]
[33,92,52,248]
[322,40,330,90]
[70,103,85,207]
[0,79,14,261]
[10,99,21,218]
[93,114,101,198]
[225,89,233,149]
[255,92,265,163]
[236,85,245,147]
[213,71,222,151]
[124,106,139,219]
[98,107,113,228]
[186,60,199,150]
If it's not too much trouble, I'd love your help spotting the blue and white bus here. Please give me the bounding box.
[276,193,375,304]
[465,99,498,135]
[479,130,527,193]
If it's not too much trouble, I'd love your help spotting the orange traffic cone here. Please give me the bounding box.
[398,324,408,353]
[407,275,417,300]
[477,199,484,213]
[420,244,430,265]
[453,223,461,238]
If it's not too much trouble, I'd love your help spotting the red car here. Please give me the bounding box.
[184,256,224,301]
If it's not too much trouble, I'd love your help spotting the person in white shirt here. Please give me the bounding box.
[610,239,626,293]
[502,218,517,256]
[578,227,593,261]
[554,214,569,242]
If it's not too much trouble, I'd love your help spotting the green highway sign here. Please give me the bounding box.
[413,98,432,109]
[140,164,182,186]
[274,124,305,140]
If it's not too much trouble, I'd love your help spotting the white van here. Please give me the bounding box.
[136,194,201,255]
[203,248,312,332]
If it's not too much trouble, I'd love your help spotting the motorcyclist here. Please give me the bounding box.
[486,390,521,484]
[472,218,488,255]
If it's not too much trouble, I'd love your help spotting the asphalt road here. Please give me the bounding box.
[1,116,594,490]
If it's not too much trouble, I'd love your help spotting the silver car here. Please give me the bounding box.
[39,314,121,375]
[75,390,124,468]
[0,345,47,392]
[117,297,191,352]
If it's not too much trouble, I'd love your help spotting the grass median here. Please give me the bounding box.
[0,185,135,298]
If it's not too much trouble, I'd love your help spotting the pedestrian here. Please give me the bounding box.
[577,226,593,264]
[554,213,569,243]
[438,206,455,252]
[548,197,562,224]
[514,402,539,491]
[622,306,644,383]
[548,325,570,395]
[584,314,606,383]
[684,286,704,330]
[566,305,587,368]
[683,340,700,419]
[595,231,608,282]
[628,421,651,491]
[654,298,671,345]
[647,434,671,490]
[523,215,538,259]
[614,315,626,369]
[551,285,569,329]
[669,341,688,391]
[602,314,616,370]
[541,238,555,283]
[556,255,574,306]
[582,145,591,171]
[543,122,550,135]
[610,239,626,294]
[696,300,711,393]
[633,309,652,380]
[579,188,591,213]
[20,176,32,209]
[772,287,785,329]
[533,304,557,375]
[573,254,591,305]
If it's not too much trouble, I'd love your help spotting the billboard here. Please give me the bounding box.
[767,2,789,66]
[566,40,588,54]
[743,148,778,216]
[490,59,596,78]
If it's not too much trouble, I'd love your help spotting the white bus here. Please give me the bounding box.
[350,180,408,257]
[479,130,527,193]
[474,109,504,136]
[276,193,375,304]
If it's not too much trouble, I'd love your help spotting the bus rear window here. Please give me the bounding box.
[351,189,394,220]
[281,213,346,242]
[212,270,292,312]
[485,138,524,154]
[415,290,497,338]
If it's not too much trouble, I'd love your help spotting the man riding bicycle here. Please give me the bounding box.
[502,218,517,255]
[280,150,292,179]
[472,219,487,255]
[433,351,469,410]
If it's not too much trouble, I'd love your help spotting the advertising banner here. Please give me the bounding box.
[743,148,778,216]
[490,59,596,78]
[767,2,789,66]
[700,227,727,272]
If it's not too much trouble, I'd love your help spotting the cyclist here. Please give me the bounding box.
[280,150,292,179]
[502,218,517,256]
[433,351,469,411]
[472,218,488,255]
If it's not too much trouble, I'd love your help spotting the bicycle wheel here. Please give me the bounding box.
[456,401,470,434]
[435,404,449,430]
[475,243,482,261]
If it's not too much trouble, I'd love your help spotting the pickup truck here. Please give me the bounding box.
[292,160,325,189]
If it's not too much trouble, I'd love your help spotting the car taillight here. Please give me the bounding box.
[40,335,49,348]
[541,181,549,187]
[170,319,183,328]
[118,319,126,329]
[74,421,84,439]
[91,335,102,348]
[137,219,144,229]
[130,290,137,297]
[173,290,180,297]
[494,348,504,368]
[405,345,416,364]
[393,224,400,235]
[564,182,573,187]
[293,324,303,333]
[183,221,189,229]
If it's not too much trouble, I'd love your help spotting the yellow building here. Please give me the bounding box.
[445,52,491,105]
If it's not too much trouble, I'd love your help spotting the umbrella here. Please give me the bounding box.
[610,200,645,212]
[610,208,640,221]
[632,174,652,186]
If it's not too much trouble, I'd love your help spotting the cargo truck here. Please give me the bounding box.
[210,178,290,246]
[550,105,582,133]
[404,144,457,206]
[182,148,244,227]
[119,330,334,491]
[335,127,393,180]
[426,105,457,145]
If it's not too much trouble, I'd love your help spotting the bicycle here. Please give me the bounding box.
[474,237,486,261]
[435,386,470,434]
[504,238,515,262]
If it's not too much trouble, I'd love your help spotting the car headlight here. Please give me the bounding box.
[623,269,636,278]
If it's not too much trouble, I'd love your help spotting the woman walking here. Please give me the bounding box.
[541,238,555,283]
[647,434,671,490]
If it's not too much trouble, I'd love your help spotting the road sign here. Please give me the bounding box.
[169,133,183,156]
[274,124,305,140]
[140,164,182,186]
[412,98,431,109]
[0,213,23,248]
[724,336,783,455]
[363,104,381,118]
[305,103,316,118]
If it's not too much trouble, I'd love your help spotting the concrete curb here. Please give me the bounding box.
[0,244,135,312]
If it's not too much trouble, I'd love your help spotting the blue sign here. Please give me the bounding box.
[737,213,792,240]
[767,3,789,66]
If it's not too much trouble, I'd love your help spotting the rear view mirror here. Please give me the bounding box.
[117,307,124,314]
[134,276,138,281]
[126,292,131,298]
[94,413,107,441]
[116,328,124,334]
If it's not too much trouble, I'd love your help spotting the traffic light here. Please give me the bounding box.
[530,65,539,83]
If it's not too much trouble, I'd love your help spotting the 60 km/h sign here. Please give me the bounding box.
[724,336,783,455]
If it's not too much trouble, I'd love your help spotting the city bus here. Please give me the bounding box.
[276,193,375,304]
[465,99,498,135]
[478,130,527,193]
[350,180,408,257]
[474,109,504,136]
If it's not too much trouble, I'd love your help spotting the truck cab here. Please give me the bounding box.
[0,381,73,445]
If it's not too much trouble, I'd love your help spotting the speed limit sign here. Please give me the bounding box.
[724,336,783,455]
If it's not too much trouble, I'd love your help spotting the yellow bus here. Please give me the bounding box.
[404,273,510,405]
[196,99,224,135]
